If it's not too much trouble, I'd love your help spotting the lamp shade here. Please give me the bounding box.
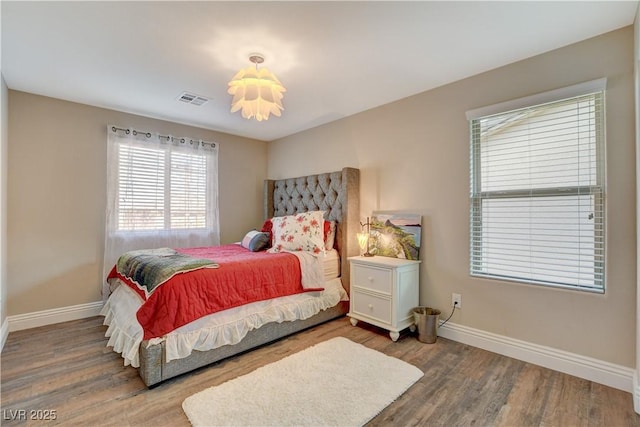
[357,232,374,257]
[357,232,369,252]
[228,65,286,122]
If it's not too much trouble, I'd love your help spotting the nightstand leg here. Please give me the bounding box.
[349,317,358,327]
[389,331,400,342]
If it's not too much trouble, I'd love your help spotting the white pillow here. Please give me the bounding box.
[267,211,325,254]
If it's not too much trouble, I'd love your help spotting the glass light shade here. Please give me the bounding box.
[228,66,286,121]
[357,232,369,255]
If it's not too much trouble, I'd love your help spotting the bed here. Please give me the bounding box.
[101,167,359,387]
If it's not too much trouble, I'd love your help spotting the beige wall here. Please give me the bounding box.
[1,75,7,327]
[7,91,267,315]
[268,27,636,367]
[634,2,639,404]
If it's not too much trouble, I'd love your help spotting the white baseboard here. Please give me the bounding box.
[634,371,640,413]
[438,321,635,393]
[7,301,103,333]
[0,317,8,352]
[2,303,636,396]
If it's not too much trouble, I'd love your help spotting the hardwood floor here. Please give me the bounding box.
[2,316,639,426]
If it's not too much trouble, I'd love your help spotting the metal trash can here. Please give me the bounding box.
[413,307,440,343]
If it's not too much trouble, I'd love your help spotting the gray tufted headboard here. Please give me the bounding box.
[263,167,360,294]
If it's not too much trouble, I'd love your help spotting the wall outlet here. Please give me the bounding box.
[452,293,462,309]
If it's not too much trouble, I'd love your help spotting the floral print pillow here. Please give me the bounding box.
[267,211,325,254]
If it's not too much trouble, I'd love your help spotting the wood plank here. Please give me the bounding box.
[1,316,639,426]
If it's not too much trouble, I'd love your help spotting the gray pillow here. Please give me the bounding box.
[241,230,270,252]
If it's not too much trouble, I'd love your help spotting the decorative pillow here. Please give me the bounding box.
[324,220,336,250]
[268,211,325,254]
[241,230,271,252]
[261,219,273,244]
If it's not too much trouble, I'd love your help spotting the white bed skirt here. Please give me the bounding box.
[101,277,348,368]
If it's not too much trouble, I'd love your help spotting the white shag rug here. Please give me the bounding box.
[182,336,424,426]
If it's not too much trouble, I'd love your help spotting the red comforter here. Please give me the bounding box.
[108,244,306,340]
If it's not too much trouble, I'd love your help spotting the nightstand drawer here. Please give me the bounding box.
[352,290,392,323]
[352,265,392,293]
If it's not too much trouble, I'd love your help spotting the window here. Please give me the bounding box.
[467,79,606,292]
[103,127,220,297]
[117,144,208,231]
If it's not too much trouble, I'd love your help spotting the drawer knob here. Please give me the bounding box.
[368,276,374,282]
[368,304,373,310]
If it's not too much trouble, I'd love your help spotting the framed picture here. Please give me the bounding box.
[369,212,421,260]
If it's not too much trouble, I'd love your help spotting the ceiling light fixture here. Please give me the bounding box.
[227,53,286,122]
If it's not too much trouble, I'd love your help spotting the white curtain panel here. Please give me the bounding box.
[102,126,220,300]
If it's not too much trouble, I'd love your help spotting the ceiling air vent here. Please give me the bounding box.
[177,92,209,106]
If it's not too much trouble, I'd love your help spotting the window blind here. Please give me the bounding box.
[118,145,166,231]
[117,144,209,232]
[469,83,605,292]
[170,151,207,229]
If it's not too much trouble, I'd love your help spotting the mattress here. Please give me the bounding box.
[321,248,341,281]
[101,249,346,367]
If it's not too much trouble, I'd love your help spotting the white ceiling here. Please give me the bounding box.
[1,1,637,142]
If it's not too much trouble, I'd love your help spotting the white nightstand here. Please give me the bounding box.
[347,256,421,341]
